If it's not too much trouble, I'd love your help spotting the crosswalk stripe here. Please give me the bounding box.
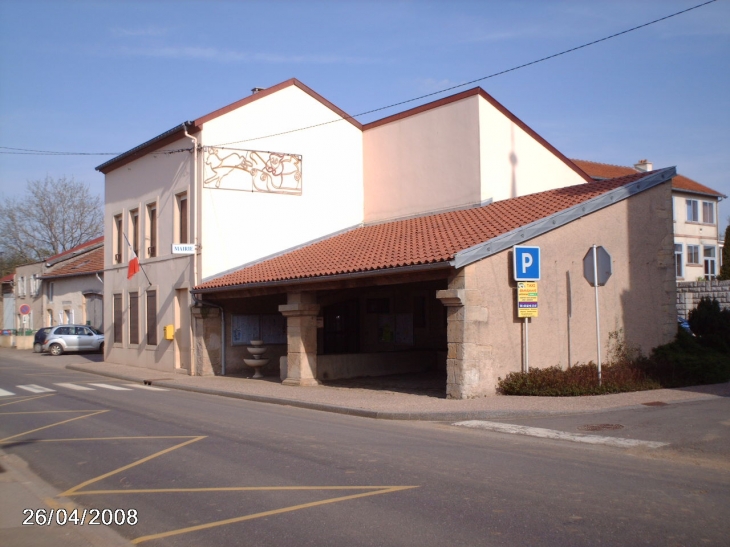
[17,385,56,394]
[0,388,16,397]
[88,383,133,391]
[54,383,95,391]
[124,384,168,391]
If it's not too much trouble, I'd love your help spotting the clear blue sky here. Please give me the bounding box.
[1,1,728,230]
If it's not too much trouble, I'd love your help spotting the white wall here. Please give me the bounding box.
[363,96,481,224]
[200,85,364,278]
[478,96,586,202]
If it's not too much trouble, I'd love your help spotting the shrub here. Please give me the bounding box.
[688,297,730,353]
[497,324,730,397]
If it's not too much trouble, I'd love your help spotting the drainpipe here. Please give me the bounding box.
[183,124,199,375]
[191,293,226,376]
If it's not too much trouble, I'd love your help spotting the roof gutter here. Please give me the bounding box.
[192,261,452,294]
[452,167,676,269]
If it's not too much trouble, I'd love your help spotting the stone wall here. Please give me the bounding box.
[676,279,730,318]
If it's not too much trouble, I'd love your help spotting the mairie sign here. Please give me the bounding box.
[513,246,540,281]
[172,244,196,254]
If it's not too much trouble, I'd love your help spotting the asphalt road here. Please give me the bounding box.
[1,352,729,546]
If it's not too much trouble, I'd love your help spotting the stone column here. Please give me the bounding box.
[191,306,221,376]
[279,291,320,386]
[436,266,492,399]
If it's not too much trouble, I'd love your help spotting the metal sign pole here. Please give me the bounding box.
[525,318,529,372]
[592,244,602,385]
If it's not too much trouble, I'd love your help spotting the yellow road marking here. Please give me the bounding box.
[71,485,412,496]
[61,436,206,496]
[132,486,418,544]
[0,410,108,443]
[43,497,77,511]
[0,394,53,407]
[31,436,199,442]
[0,410,97,415]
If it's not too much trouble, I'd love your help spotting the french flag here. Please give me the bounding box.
[123,233,140,280]
[127,248,140,280]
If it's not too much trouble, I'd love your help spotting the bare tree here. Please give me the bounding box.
[0,176,103,262]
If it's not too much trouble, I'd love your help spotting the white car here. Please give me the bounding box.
[42,325,104,356]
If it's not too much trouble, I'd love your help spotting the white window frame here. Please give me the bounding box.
[674,244,683,278]
[686,199,699,222]
[687,245,700,265]
[702,201,715,225]
[704,246,716,279]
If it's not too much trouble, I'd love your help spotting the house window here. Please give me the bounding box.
[114,214,123,264]
[47,281,54,303]
[176,192,188,244]
[687,245,700,265]
[130,208,140,256]
[686,199,699,222]
[129,292,139,345]
[702,201,715,224]
[704,246,716,279]
[18,276,26,297]
[147,203,157,258]
[47,309,53,327]
[146,290,157,346]
[113,293,123,344]
[674,244,683,278]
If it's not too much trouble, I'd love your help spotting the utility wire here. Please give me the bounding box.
[0,0,717,155]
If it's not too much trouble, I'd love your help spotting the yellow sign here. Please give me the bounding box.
[517,282,538,318]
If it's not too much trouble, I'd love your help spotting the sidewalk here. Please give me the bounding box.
[65,360,730,421]
[0,450,131,547]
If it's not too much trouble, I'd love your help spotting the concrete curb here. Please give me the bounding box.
[64,363,723,422]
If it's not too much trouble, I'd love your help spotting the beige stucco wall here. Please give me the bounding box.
[447,180,676,397]
[363,96,481,223]
[13,262,45,331]
[104,136,194,371]
[477,97,586,202]
[200,85,364,278]
[46,274,104,328]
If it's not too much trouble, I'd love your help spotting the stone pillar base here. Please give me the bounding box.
[282,377,320,387]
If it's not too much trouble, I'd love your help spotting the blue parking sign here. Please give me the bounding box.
[513,246,540,281]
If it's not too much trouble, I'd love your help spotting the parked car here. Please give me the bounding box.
[33,327,52,353]
[41,325,104,356]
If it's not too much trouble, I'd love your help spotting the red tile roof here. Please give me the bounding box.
[43,247,104,278]
[45,236,104,264]
[573,159,725,198]
[0,273,13,283]
[196,172,653,292]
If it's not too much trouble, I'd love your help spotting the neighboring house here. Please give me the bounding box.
[573,159,726,280]
[6,237,104,337]
[96,79,590,374]
[41,244,104,330]
[1,273,14,329]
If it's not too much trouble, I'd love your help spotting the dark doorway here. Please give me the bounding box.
[323,299,359,354]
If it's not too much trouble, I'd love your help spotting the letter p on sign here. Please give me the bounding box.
[513,246,540,281]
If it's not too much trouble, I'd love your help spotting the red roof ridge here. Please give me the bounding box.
[45,236,104,265]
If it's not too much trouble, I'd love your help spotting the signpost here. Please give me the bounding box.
[583,245,612,385]
[513,246,540,372]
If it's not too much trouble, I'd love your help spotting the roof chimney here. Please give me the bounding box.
[634,159,653,172]
[251,87,265,95]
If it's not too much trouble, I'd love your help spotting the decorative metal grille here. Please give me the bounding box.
[203,146,302,195]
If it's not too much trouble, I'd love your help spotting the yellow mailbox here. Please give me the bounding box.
[164,325,175,340]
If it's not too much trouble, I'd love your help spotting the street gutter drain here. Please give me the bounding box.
[642,401,668,406]
[578,424,624,432]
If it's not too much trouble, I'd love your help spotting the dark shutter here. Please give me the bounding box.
[180,198,188,244]
[146,290,157,346]
[129,292,139,344]
[113,294,122,344]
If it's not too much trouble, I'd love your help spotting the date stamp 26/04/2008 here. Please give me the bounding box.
[22,508,138,526]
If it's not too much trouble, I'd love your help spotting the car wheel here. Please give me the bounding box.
[49,343,63,356]
[98,342,104,354]
[33,343,42,353]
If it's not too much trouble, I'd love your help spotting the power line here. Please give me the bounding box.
[0,0,717,156]
[213,0,718,147]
